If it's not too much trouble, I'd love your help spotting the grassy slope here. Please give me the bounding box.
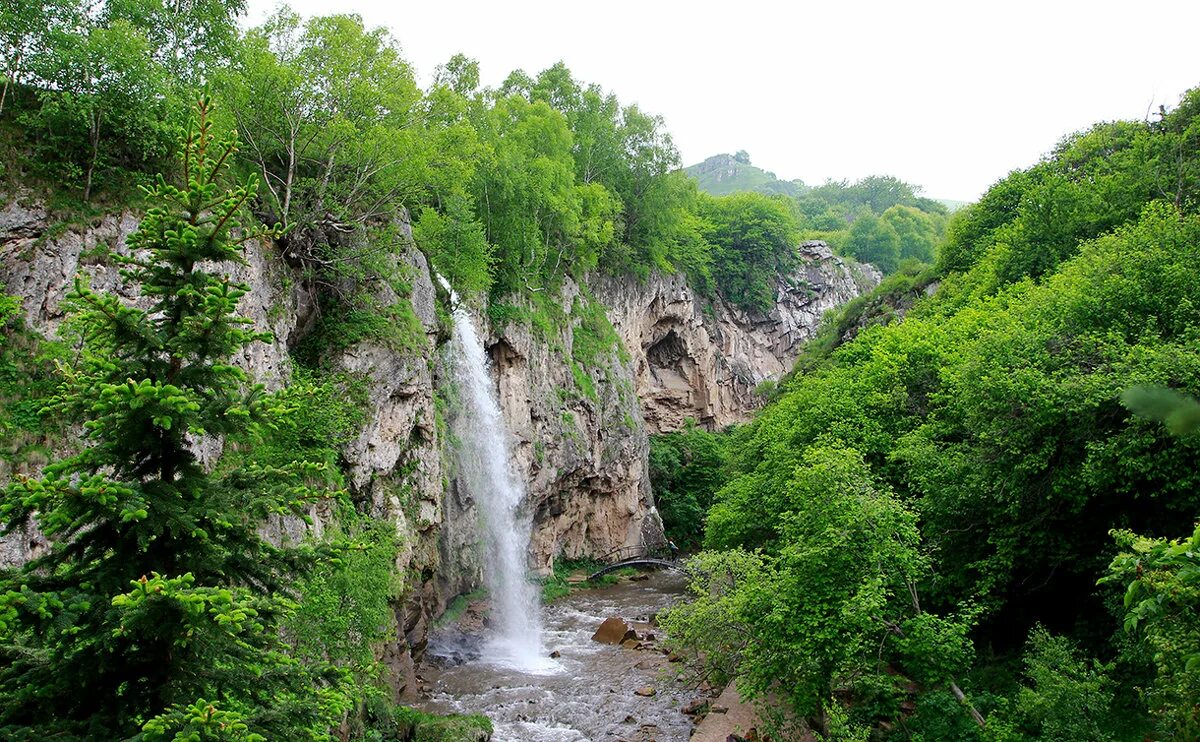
[684,154,805,197]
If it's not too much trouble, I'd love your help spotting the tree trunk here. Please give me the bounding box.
[0,51,19,117]
[282,133,295,225]
[950,681,987,728]
[84,111,101,202]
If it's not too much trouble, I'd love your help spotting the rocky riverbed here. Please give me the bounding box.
[418,571,713,741]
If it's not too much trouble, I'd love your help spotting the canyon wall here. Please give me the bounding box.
[0,194,878,696]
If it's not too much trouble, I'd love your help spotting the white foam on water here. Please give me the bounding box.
[442,277,553,674]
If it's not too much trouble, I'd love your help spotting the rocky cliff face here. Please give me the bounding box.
[0,193,875,695]
[0,195,448,699]
[477,280,663,573]
[596,241,880,433]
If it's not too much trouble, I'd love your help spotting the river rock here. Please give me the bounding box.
[635,686,657,697]
[593,615,637,645]
[621,638,641,650]
[682,698,710,716]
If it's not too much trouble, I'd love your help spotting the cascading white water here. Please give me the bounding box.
[442,279,551,672]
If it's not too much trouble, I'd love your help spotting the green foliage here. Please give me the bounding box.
[710,202,1200,636]
[435,587,487,627]
[414,193,493,298]
[667,89,1200,738]
[842,203,941,274]
[702,191,800,311]
[295,283,427,367]
[392,706,493,742]
[844,210,901,274]
[934,108,1200,289]
[1121,384,1200,435]
[540,557,632,602]
[472,91,618,296]
[983,628,1117,742]
[0,100,345,739]
[648,422,733,550]
[1103,524,1200,739]
[485,302,529,329]
[570,292,624,367]
[217,8,422,250]
[0,295,65,466]
[882,204,940,263]
[668,447,973,731]
[5,0,244,201]
[284,514,402,708]
[791,175,946,272]
[140,697,265,742]
[22,16,179,200]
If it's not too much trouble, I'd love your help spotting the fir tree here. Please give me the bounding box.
[0,98,344,740]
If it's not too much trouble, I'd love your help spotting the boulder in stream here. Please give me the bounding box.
[592,615,637,645]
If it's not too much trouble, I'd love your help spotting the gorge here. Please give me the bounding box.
[5,6,1197,739]
[0,191,879,710]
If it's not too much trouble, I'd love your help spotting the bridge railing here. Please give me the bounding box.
[594,542,673,565]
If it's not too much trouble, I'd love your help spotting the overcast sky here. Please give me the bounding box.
[244,0,1200,202]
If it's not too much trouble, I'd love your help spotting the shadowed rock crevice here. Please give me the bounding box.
[597,243,880,433]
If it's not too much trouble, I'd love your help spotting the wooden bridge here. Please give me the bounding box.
[586,543,684,581]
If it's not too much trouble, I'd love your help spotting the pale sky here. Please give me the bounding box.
[244,0,1200,202]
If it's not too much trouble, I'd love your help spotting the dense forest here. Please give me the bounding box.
[1,0,1198,740]
[655,89,1200,739]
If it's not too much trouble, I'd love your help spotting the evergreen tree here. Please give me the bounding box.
[0,99,343,740]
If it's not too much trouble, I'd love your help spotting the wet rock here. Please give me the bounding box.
[682,698,710,716]
[621,638,642,650]
[635,686,657,697]
[593,615,638,645]
[549,650,561,658]
[711,704,729,714]
[630,573,650,581]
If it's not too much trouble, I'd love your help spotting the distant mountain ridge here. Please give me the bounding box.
[683,152,807,197]
[685,152,968,211]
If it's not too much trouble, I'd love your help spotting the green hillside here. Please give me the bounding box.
[684,151,807,196]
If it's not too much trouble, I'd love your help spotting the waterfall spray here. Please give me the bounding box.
[441,278,551,672]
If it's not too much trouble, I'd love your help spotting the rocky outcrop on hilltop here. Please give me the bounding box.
[596,241,880,433]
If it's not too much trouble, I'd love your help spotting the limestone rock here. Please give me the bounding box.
[594,243,880,432]
[443,275,666,574]
[0,196,449,703]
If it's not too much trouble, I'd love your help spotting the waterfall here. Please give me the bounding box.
[442,279,551,672]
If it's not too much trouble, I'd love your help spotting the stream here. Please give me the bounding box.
[420,571,699,742]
